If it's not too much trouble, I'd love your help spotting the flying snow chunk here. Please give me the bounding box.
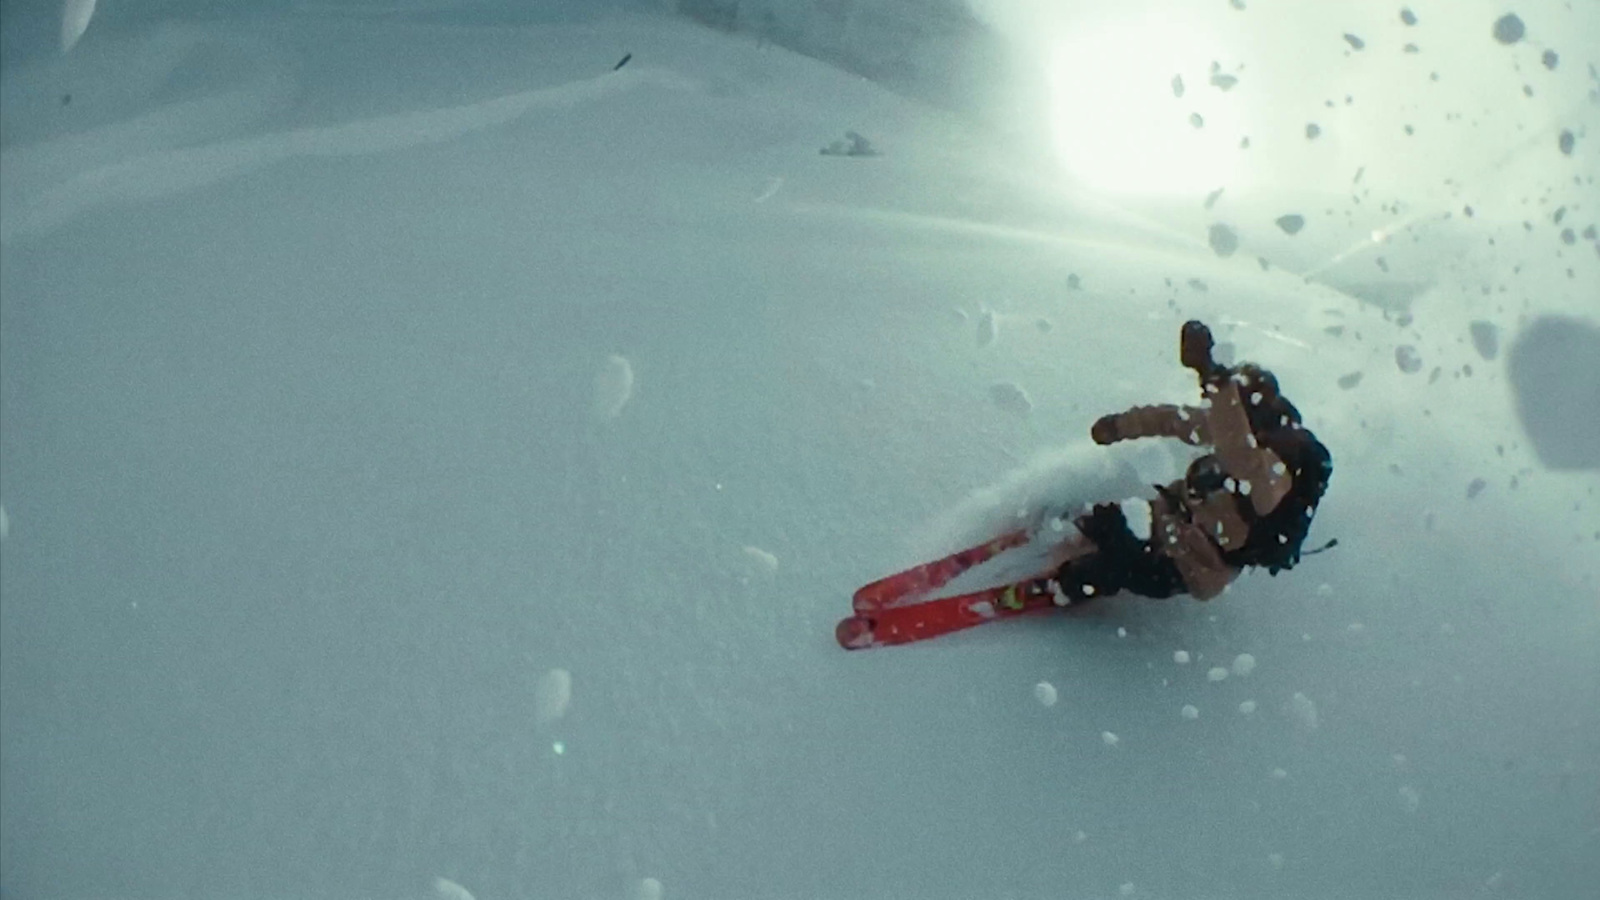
[1469,321,1501,360]
[593,354,635,421]
[1119,883,1136,897]
[1101,731,1120,747]
[989,382,1034,415]
[1270,767,1288,780]
[1492,13,1525,45]
[1290,692,1319,730]
[636,877,664,900]
[740,545,779,574]
[1395,345,1424,374]
[0,503,8,541]
[1268,852,1285,869]
[1238,700,1257,715]
[61,0,96,53]
[1034,681,1059,707]
[1181,704,1200,720]
[1398,785,1421,813]
[1232,653,1257,676]
[534,668,573,726]
[1207,666,1229,682]
[1173,650,1191,664]
[1208,223,1240,257]
[434,878,475,900]
[1122,498,1152,540]
[977,309,999,347]
[1275,214,1305,235]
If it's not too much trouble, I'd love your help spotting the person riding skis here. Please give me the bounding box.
[1059,319,1333,603]
[838,320,1333,649]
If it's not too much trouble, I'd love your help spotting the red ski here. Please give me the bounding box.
[851,528,1031,613]
[836,578,1061,650]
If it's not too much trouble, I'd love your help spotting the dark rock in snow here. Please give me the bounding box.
[1508,315,1600,469]
[1276,214,1306,235]
[1469,321,1501,360]
[1337,372,1364,389]
[1210,72,1239,91]
[1172,75,1185,98]
[1306,122,1322,139]
[1493,13,1525,45]
[1466,478,1488,499]
[1558,130,1575,156]
[1207,223,1239,257]
[1542,49,1558,69]
[1401,8,1417,26]
[1204,187,1225,210]
[1344,33,1366,50]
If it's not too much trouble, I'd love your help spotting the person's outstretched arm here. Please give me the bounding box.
[1205,380,1292,516]
[1091,405,1212,445]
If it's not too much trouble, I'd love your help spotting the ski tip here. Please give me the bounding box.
[835,616,880,651]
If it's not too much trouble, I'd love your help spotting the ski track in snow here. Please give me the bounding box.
[1,64,700,244]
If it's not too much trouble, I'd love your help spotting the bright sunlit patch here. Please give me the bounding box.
[1047,13,1244,194]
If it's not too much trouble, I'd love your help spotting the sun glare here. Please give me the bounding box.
[1047,14,1245,195]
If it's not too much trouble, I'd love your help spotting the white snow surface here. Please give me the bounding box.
[0,4,1597,900]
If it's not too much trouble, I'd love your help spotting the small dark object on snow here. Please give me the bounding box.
[1558,130,1575,156]
[1542,49,1558,70]
[1306,122,1322,139]
[1344,33,1365,51]
[1172,75,1186,98]
[1493,13,1524,45]
[1400,8,1417,26]
[613,53,632,71]
[61,93,72,106]
[1276,214,1305,235]
[1466,478,1488,499]
[1337,372,1364,390]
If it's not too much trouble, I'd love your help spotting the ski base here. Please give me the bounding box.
[837,579,1062,650]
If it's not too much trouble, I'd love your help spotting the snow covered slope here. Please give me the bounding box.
[0,7,1596,900]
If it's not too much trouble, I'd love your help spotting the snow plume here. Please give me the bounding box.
[905,439,1197,592]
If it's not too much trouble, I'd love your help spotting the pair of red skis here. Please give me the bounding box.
[836,528,1067,650]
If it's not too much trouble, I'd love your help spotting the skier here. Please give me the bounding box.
[838,320,1333,649]
[1062,319,1333,603]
